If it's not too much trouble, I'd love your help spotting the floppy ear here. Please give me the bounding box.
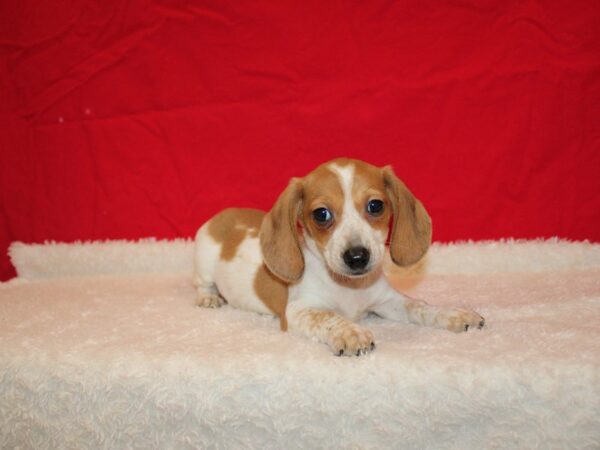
[383,166,432,267]
[259,178,304,283]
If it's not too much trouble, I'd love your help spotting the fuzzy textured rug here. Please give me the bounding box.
[1,239,599,449]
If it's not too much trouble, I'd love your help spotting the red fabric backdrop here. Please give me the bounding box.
[1,0,599,281]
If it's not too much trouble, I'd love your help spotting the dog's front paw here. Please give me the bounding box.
[443,308,485,333]
[196,293,226,309]
[328,323,375,357]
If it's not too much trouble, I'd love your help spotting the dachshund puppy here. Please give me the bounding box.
[194,158,484,356]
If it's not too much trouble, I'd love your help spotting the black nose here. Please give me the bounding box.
[343,246,370,271]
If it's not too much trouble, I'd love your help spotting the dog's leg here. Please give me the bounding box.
[194,280,226,309]
[193,225,226,308]
[373,292,485,332]
[287,303,375,356]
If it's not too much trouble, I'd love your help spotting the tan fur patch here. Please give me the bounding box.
[297,309,338,334]
[209,208,289,330]
[383,166,432,267]
[253,265,289,331]
[294,308,375,355]
[300,163,345,250]
[445,314,464,332]
[208,208,263,261]
[350,160,392,237]
[259,179,305,283]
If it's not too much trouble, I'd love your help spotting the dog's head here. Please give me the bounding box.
[259,158,432,283]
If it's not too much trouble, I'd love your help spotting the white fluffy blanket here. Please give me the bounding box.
[1,239,599,449]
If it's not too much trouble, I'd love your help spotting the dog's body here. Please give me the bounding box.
[194,158,484,356]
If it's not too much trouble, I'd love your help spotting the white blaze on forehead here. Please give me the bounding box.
[323,162,387,275]
[327,162,365,243]
[328,163,355,213]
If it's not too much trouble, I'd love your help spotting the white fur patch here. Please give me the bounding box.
[325,163,386,276]
[193,223,271,316]
[213,237,272,315]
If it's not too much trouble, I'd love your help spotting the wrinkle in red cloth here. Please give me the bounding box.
[1,0,599,280]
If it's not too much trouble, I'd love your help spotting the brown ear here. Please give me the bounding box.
[383,166,432,267]
[259,178,304,283]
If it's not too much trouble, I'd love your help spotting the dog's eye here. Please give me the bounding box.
[312,207,333,227]
[366,199,384,216]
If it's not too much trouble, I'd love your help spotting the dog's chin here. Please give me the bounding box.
[344,268,371,278]
[325,262,382,288]
[329,265,376,280]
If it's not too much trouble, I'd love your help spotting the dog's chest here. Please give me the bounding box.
[289,271,377,320]
[331,287,377,321]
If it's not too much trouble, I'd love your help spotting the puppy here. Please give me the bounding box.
[194,158,484,356]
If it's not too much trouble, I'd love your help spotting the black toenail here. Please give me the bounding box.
[338,349,344,356]
[370,342,375,350]
[479,319,485,329]
[356,350,361,356]
[465,324,470,331]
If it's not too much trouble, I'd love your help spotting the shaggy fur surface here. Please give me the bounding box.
[1,240,599,448]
